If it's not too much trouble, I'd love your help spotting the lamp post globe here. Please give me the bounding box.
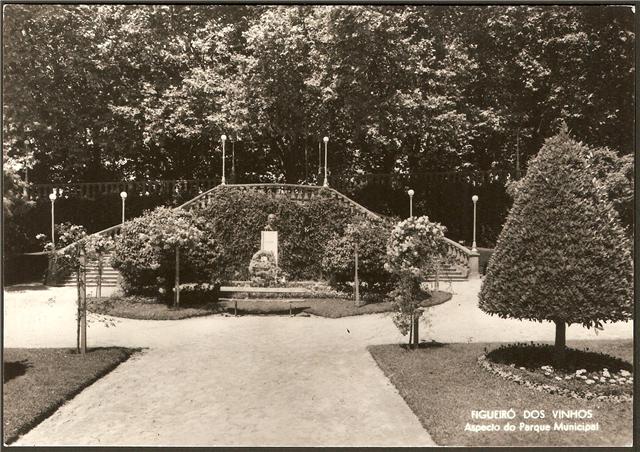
[221,134,227,185]
[120,191,127,224]
[407,189,415,217]
[49,192,57,245]
[471,195,479,252]
[322,136,329,187]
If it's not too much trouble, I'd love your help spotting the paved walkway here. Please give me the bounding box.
[3,280,632,446]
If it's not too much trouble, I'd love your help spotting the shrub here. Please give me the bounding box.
[112,207,220,296]
[479,126,633,367]
[322,218,394,301]
[192,187,356,281]
[248,250,280,287]
[176,283,221,305]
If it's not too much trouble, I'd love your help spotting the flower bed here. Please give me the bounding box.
[478,343,632,402]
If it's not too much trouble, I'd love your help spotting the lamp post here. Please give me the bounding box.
[48,191,57,245]
[472,195,479,252]
[407,189,415,217]
[120,191,127,224]
[323,136,329,187]
[221,134,227,185]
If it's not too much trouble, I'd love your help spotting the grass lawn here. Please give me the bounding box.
[368,340,632,447]
[3,347,138,444]
[87,295,222,320]
[87,291,452,320]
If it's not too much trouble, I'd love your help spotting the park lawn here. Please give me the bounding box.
[303,290,451,318]
[87,295,221,320]
[87,291,452,320]
[3,347,138,444]
[368,340,632,447]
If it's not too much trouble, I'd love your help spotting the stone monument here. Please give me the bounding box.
[261,213,278,265]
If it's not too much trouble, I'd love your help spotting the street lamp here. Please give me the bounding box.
[323,136,329,187]
[407,189,415,217]
[48,191,57,245]
[120,191,127,224]
[472,195,479,252]
[221,134,227,185]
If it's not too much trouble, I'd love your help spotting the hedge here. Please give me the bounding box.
[192,187,356,281]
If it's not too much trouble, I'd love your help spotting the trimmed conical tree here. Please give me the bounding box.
[479,126,633,367]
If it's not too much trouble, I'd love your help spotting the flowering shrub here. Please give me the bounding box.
[322,219,394,301]
[248,250,282,287]
[84,235,114,257]
[385,216,449,342]
[37,222,88,284]
[385,216,449,279]
[112,207,220,296]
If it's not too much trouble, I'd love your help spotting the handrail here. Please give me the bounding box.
[442,237,475,256]
[176,183,225,210]
[55,223,123,255]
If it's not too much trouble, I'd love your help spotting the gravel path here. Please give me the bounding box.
[4,280,632,446]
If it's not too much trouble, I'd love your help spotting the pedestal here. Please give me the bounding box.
[261,230,278,265]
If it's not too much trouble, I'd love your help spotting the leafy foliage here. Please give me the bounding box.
[111,207,217,296]
[479,127,633,329]
[192,187,355,280]
[3,162,36,256]
[3,5,633,185]
[35,222,87,284]
[322,219,395,301]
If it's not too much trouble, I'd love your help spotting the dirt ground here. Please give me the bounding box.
[3,280,632,446]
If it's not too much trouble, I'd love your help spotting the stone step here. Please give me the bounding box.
[426,276,468,282]
[59,281,119,287]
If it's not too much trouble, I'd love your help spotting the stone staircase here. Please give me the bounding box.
[61,252,119,287]
[426,263,469,282]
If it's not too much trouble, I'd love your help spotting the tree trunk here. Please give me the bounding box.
[175,247,180,308]
[554,319,566,368]
[354,243,361,306]
[412,311,420,348]
[96,253,102,299]
[408,313,413,347]
[79,249,87,356]
[76,264,81,354]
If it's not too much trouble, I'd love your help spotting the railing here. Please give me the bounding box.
[442,237,471,267]
[31,179,220,200]
[353,169,515,186]
[179,183,381,220]
[55,223,124,256]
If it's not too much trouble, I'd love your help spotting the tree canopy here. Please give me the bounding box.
[3,5,634,185]
[479,126,633,329]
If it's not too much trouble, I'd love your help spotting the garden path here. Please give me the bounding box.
[4,280,632,446]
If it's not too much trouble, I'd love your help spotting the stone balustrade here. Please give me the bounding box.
[31,179,220,201]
